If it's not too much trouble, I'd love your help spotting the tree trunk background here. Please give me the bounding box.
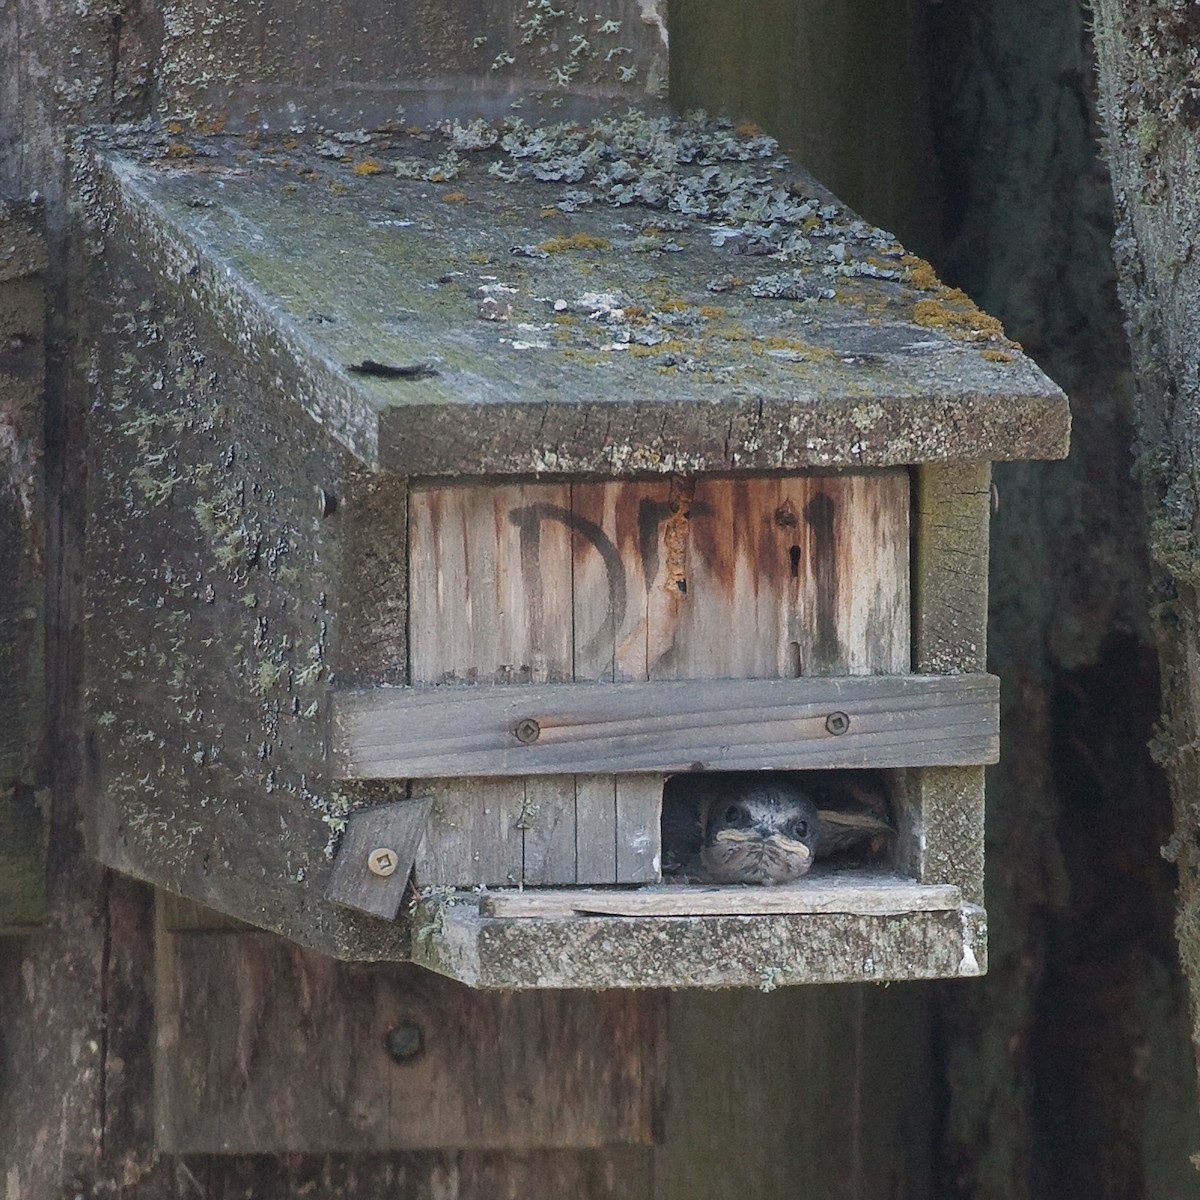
[4,0,1200,1196]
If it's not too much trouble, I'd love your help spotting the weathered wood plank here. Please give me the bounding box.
[154,930,668,1153]
[615,776,662,883]
[908,462,991,900]
[326,798,433,919]
[415,899,981,989]
[1,204,46,931]
[416,778,525,889]
[575,775,618,884]
[480,873,961,918]
[913,461,991,674]
[651,473,910,680]
[409,483,577,887]
[333,673,999,778]
[521,777,578,886]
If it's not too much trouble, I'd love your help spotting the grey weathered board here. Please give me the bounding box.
[325,797,434,918]
[412,895,988,988]
[396,472,913,887]
[479,872,962,917]
[154,927,668,1153]
[334,673,999,776]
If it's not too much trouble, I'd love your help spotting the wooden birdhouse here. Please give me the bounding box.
[78,106,1068,990]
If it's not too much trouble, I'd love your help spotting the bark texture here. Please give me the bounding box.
[1091,0,1200,1117]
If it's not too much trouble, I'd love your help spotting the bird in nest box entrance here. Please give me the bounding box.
[662,772,894,885]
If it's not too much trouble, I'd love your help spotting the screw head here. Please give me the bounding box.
[384,1021,424,1064]
[514,717,541,745]
[825,711,851,736]
[367,847,399,877]
[315,486,338,518]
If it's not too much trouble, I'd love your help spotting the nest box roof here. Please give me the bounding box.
[86,112,1068,476]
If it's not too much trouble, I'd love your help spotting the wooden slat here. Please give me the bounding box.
[575,775,618,884]
[333,673,999,778]
[479,873,962,918]
[615,776,662,883]
[325,798,433,919]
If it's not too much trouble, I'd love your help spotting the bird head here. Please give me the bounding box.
[697,779,819,885]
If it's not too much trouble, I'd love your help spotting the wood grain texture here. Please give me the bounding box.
[154,929,668,1154]
[326,798,434,918]
[909,461,991,901]
[409,483,576,888]
[334,673,999,777]
[480,873,961,917]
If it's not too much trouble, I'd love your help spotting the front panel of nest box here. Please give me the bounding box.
[408,471,910,888]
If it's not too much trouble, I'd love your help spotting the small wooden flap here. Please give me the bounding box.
[326,798,433,919]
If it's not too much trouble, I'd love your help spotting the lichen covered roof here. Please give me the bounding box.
[83,111,1069,474]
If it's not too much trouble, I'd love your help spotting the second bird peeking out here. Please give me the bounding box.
[661,771,894,885]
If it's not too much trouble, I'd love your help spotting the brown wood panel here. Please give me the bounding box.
[645,473,910,681]
[333,673,999,777]
[154,929,668,1154]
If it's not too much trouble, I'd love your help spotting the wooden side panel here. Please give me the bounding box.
[907,461,992,901]
[154,926,668,1154]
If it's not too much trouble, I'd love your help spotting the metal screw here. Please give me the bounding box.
[384,1021,424,1064]
[315,486,338,518]
[514,717,541,745]
[367,847,398,877]
[825,711,850,736]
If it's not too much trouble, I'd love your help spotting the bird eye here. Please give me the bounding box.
[724,805,742,824]
[793,820,809,838]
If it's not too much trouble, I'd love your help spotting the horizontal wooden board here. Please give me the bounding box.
[333,673,999,778]
[415,899,989,989]
[480,872,961,918]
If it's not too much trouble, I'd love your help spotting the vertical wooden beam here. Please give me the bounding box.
[0,198,47,931]
[907,461,992,902]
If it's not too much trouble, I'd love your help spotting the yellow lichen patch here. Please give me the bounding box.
[465,252,493,264]
[751,336,835,359]
[540,207,561,218]
[902,254,940,291]
[354,158,385,176]
[166,120,186,135]
[196,112,228,135]
[538,232,611,253]
[328,181,350,194]
[981,349,1015,363]
[165,143,194,159]
[913,297,1004,338]
[441,190,469,202]
[736,120,762,137]
[698,305,724,318]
